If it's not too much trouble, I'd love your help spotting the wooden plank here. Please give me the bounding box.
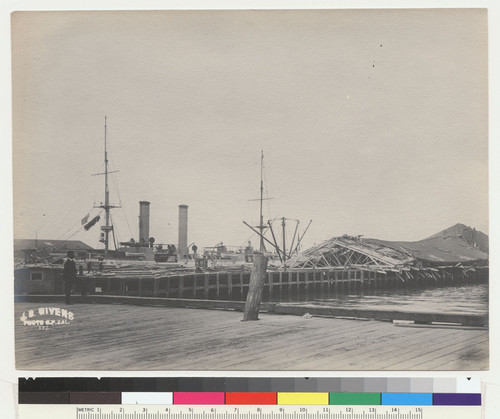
[153,278,158,296]
[191,275,196,298]
[386,332,488,370]
[224,315,377,369]
[336,325,472,370]
[436,341,489,370]
[15,294,265,311]
[204,274,209,299]
[178,276,184,298]
[250,320,384,371]
[272,304,487,326]
[413,337,489,370]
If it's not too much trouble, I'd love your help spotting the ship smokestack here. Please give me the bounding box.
[178,204,188,258]
[139,201,150,246]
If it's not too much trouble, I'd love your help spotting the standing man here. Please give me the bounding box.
[63,250,77,305]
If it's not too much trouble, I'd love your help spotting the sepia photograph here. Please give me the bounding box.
[12,9,488,370]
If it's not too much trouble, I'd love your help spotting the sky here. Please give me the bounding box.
[11,8,489,251]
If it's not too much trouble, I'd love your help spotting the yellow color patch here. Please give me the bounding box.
[277,392,329,405]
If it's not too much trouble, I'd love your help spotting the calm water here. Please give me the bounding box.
[312,283,488,315]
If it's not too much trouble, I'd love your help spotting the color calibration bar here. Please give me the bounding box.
[18,391,481,406]
[18,377,482,419]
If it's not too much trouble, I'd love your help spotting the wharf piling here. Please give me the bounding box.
[62,266,489,302]
[243,255,268,321]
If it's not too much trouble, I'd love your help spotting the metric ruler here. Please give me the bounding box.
[18,404,481,419]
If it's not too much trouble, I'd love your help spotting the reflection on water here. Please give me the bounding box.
[312,283,488,315]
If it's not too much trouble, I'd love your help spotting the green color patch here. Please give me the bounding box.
[329,393,381,405]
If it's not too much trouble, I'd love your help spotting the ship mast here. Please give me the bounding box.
[258,150,265,252]
[242,150,312,266]
[94,116,120,258]
[244,150,273,252]
[103,117,111,257]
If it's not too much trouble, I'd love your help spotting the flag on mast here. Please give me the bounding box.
[81,213,90,225]
[84,215,100,231]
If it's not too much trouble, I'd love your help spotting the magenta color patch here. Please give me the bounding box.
[173,392,225,405]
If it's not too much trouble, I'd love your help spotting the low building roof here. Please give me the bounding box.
[367,235,488,264]
[14,238,94,252]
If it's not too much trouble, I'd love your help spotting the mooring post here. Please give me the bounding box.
[243,254,269,321]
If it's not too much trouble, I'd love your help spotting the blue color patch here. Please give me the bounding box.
[381,393,433,405]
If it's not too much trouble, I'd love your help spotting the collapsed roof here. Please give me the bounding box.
[288,225,488,270]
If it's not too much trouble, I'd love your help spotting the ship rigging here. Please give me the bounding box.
[243,151,312,267]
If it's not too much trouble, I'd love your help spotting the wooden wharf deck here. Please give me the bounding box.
[15,294,488,326]
[15,300,488,371]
